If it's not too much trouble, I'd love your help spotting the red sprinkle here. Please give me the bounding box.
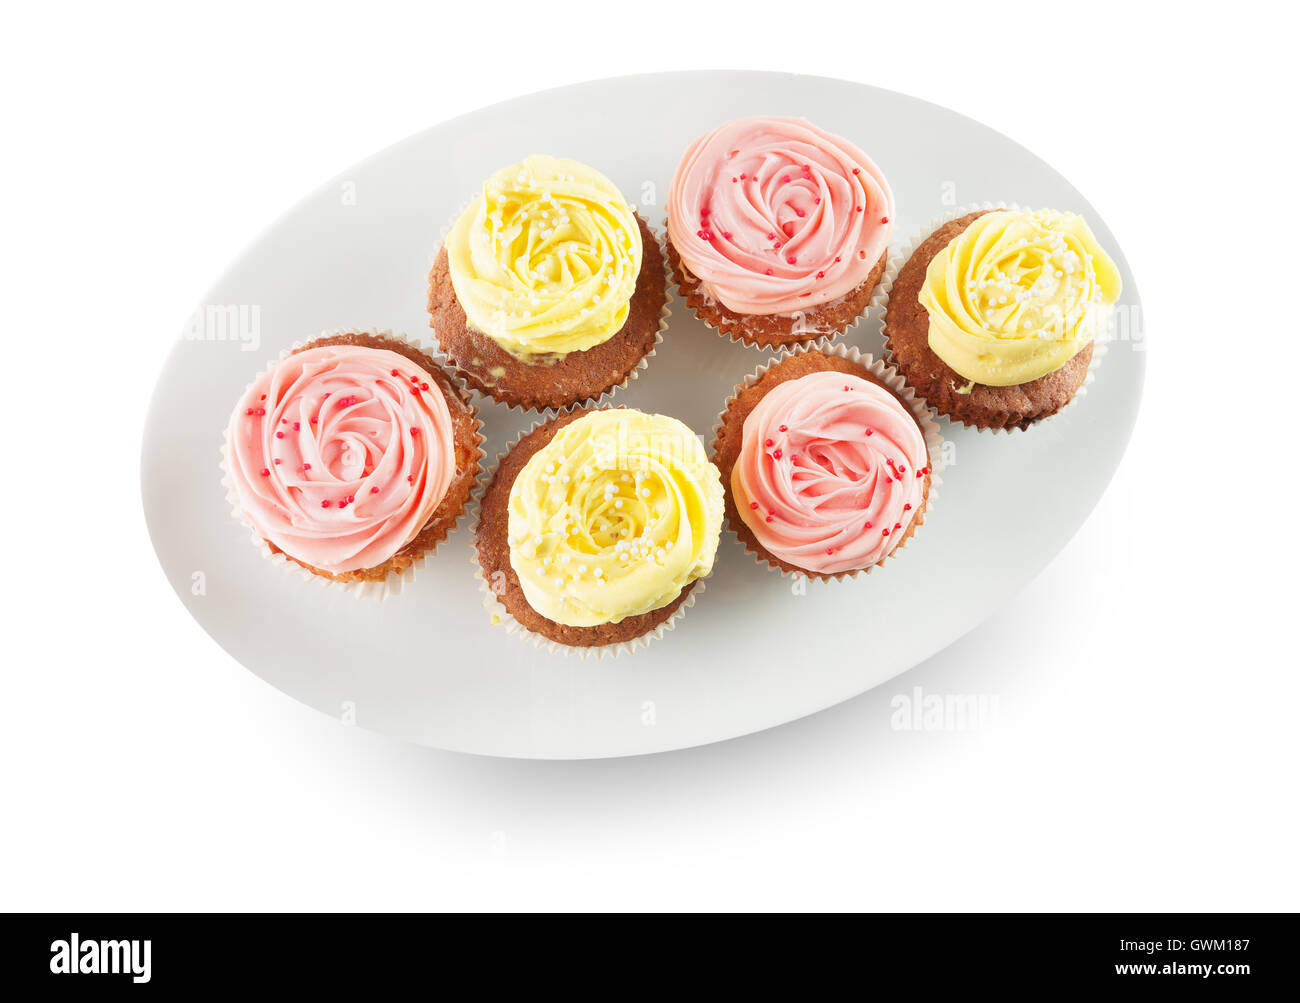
[259,468,269,477]
[865,428,874,436]
[787,256,796,264]
[310,417,318,425]
[254,408,265,416]
[856,206,863,212]
[894,523,901,530]
[244,408,253,416]
[765,515,774,523]
[275,431,284,439]
[764,438,774,447]
[779,424,788,432]
[407,475,415,484]
[292,422,300,431]
[904,503,912,511]
[816,271,824,279]
[371,486,380,494]
[826,548,834,555]
[321,500,331,508]
[410,427,420,436]
[421,382,429,391]
[774,449,783,459]
[882,528,890,536]
[302,463,311,471]
[859,250,867,259]
[864,521,873,530]
[259,394,266,401]
[834,256,841,263]
[750,501,759,510]
[273,458,281,465]
[391,369,400,377]
[880,216,889,224]
[767,232,776,240]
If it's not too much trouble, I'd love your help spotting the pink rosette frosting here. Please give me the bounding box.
[732,371,928,575]
[225,345,457,574]
[667,116,894,315]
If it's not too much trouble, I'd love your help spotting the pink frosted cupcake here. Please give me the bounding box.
[712,350,933,580]
[223,332,481,588]
[667,116,894,349]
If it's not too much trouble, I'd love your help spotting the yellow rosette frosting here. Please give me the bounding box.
[507,410,724,628]
[446,155,642,361]
[918,209,1122,386]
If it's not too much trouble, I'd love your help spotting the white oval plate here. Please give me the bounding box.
[142,71,1143,759]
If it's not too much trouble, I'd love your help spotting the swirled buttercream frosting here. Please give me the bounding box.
[507,410,724,627]
[919,209,1122,385]
[226,344,456,574]
[732,371,927,575]
[667,116,893,315]
[445,155,642,361]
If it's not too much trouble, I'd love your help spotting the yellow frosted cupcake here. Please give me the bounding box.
[883,208,1122,430]
[428,156,667,411]
[474,407,724,652]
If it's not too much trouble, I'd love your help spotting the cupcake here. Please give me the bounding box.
[427,155,667,411]
[666,116,893,349]
[712,349,935,580]
[883,208,1122,430]
[475,408,724,653]
[223,332,482,590]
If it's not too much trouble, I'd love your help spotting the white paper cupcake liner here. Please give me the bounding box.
[876,202,1108,434]
[664,222,887,354]
[219,327,486,601]
[710,342,945,582]
[427,198,669,414]
[468,407,704,659]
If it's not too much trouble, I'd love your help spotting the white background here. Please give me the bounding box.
[3,1,1296,911]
